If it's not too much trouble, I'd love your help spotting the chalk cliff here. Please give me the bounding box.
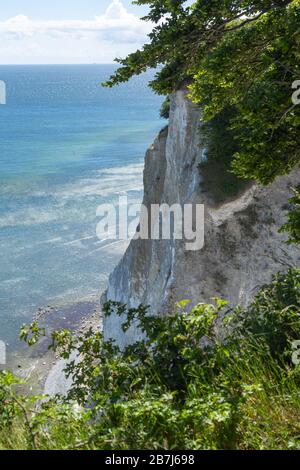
[103,88,300,349]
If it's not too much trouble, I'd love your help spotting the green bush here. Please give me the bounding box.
[1,269,300,450]
[236,269,300,359]
[159,96,171,119]
[280,187,300,245]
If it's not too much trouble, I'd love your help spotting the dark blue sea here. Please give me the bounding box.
[0,64,163,348]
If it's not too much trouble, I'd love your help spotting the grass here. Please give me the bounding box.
[0,269,300,450]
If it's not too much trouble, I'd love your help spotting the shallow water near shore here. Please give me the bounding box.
[0,64,163,351]
[5,296,102,393]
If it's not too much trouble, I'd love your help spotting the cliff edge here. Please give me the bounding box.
[103,88,300,349]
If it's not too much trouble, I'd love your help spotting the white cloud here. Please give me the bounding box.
[0,1,151,41]
[0,0,152,63]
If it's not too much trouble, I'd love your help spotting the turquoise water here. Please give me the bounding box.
[0,65,163,348]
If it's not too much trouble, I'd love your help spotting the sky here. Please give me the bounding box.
[0,0,152,64]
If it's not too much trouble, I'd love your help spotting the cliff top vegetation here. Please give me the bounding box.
[104,0,300,235]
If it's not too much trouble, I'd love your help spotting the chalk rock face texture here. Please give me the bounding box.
[104,88,300,349]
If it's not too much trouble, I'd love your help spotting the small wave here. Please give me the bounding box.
[63,235,96,246]
[55,162,144,199]
[0,162,144,229]
[1,277,28,286]
[0,208,59,228]
[37,237,63,245]
[87,239,130,255]
[97,163,144,176]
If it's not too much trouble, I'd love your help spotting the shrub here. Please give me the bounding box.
[0,269,300,449]
[159,96,171,119]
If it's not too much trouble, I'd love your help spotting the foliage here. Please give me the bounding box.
[104,0,300,186]
[1,0,299,451]
[280,187,300,244]
[237,269,300,359]
[160,95,171,119]
[190,1,300,184]
[1,269,300,449]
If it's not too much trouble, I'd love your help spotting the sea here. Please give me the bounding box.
[0,64,163,350]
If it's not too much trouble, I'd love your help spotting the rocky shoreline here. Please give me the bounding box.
[6,297,102,395]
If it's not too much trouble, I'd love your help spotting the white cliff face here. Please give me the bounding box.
[103,88,300,349]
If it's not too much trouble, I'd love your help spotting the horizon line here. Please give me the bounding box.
[0,62,117,66]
